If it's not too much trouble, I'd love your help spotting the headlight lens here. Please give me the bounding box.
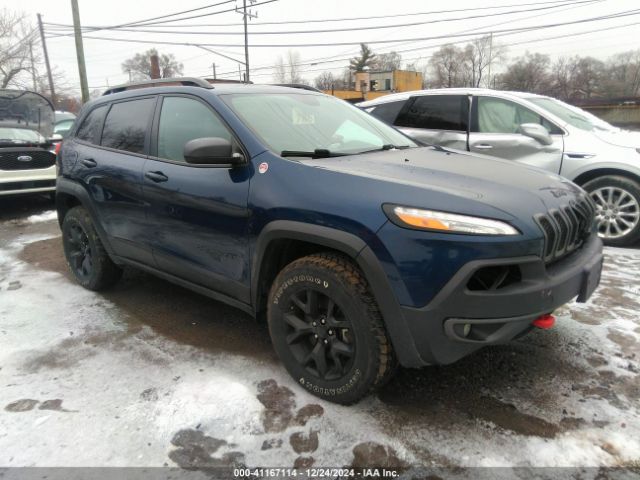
[384,205,520,235]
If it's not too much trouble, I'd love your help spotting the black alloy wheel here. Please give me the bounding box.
[284,287,355,381]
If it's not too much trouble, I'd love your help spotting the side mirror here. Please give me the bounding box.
[519,123,553,146]
[183,137,244,165]
[48,133,63,142]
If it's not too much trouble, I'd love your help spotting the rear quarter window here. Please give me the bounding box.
[367,100,406,125]
[75,105,107,144]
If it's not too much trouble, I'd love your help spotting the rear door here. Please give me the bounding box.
[393,94,469,150]
[468,95,564,173]
[143,94,251,303]
[73,96,156,264]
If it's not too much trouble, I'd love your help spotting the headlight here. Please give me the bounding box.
[384,205,520,235]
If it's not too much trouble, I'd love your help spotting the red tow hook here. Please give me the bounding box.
[532,313,555,329]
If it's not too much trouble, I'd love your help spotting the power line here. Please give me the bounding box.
[43,0,596,36]
[117,0,278,28]
[43,0,593,29]
[204,16,639,79]
[43,1,239,39]
[50,9,640,48]
[45,0,236,38]
[206,0,602,78]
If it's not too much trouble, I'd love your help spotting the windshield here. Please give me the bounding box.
[527,97,617,132]
[0,127,44,143]
[221,92,417,156]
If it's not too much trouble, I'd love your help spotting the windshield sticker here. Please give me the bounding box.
[292,107,315,125]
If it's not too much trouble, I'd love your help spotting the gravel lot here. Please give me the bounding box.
[1,196,639,476]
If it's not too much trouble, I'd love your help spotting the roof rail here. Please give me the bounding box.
[103,77,214,96]
[271,83,322,93]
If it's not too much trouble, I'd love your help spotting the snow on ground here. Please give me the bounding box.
[23,210,58,224]
[0,210,639,474]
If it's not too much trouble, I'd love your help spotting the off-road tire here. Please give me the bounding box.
[62,206,122,290]
[583,175,640,247]
[267,252,397,404]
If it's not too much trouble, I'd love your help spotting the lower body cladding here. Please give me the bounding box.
[400,235,604,366]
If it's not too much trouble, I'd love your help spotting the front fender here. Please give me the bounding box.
[251,220,425,367]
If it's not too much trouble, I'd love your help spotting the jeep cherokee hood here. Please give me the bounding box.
[301,146,583,214]
[0,89,54,138]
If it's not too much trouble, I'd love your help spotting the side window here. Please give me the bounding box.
[395,95,469,131]
[474,97,563,134]
[368,100,405,125]
[100,98,155,154]
[157,96,232,162]
[75,105,107,144]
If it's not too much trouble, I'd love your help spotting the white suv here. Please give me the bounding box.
[359,88,640,246]
[0,90,57,198]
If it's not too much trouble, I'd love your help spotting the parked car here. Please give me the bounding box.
[56,78,602,404]
[54,111,77,138]
[358,89,640,246]
[0,89,57,198]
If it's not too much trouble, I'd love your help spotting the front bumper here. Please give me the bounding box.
[0,166,56,196]
[400,235,603,366]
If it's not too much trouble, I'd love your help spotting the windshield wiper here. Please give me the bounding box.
[358,144,412,154]
[280,149,347,158]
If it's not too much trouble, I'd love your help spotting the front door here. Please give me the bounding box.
[143,95,251,303]
[468,96,564,173]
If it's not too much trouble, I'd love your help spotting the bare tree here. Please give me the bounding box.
[549,56,575,100]
[462,35,507,88]
[497,52,551,93]
[428,44,466,88]
[273,50,304,84]
[314,71,335,90]
[601,50,640,97]
[375,51,402,71]
[121,49,183,80]
[0,9,33,89]
[571,56,605,99]
[349,43,377,72]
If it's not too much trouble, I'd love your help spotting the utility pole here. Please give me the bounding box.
[237,0,257,83]
[212,63,216,79]
[37,14,56,107]
[70,0,89,103]
[487,32,493,89]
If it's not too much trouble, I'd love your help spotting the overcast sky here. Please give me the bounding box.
[17,0,640,95]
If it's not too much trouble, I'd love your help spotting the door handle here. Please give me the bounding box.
[81,158,97,168]
[145,171,169,183]
[474,144,493,150]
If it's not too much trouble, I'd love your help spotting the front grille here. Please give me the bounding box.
[535,194,596,264]
[0,149,56,170]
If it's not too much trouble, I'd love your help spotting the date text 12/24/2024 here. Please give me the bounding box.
[234,468,400,478]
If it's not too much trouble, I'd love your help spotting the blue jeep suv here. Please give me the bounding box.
[55,78,603,404]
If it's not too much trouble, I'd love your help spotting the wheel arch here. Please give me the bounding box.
[55,177,118,259]
[252,220,424,367]
[573,167,640,187]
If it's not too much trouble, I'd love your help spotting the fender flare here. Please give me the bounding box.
[55,177,118,260]
[252,220,424,367]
